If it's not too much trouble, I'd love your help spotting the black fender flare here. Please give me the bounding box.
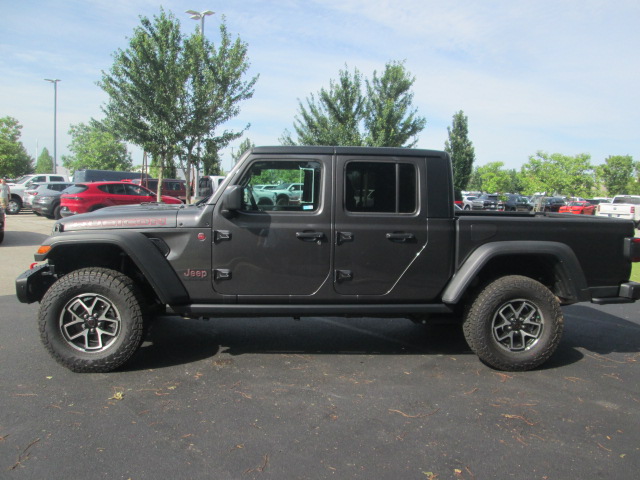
[441,241,590,305]
[36,231,189,305]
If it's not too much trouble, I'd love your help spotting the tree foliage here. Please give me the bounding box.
[0,116,34,178]
[474,162,513,194]
[364,62,426,147]
[61,121,132,174]
[99,8,257,201]
[444,110,475,196]
[520,152,594,197]
[232,138,255,164]
[596,155,635,196]
[284,61,426,147]
[35,148,54,173]
[285,67,365,146]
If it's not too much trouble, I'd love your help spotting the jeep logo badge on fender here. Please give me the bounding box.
[182,269,208,280]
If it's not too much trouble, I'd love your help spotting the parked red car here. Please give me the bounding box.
[559,201,595,215]
[60,181,182,217]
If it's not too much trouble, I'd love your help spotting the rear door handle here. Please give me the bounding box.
[385,232,415,242]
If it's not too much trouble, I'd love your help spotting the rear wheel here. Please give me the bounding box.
[463,275,563,371]
[38,268,146,373]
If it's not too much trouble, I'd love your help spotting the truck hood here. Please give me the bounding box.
[56,203,182,232]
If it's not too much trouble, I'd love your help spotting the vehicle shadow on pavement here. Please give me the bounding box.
[124,305,640,371]
[123,315,473,371]
[1,230,48,247]
[545,304,640,369]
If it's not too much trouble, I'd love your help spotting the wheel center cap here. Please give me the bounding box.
[86,316,98,328]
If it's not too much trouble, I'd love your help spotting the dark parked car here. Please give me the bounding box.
[501,194,532,212]
[25,182,75,217]
[543,197,567,212]
[31,186,75,220]
[471,194,501,210]
[130,178,187,203]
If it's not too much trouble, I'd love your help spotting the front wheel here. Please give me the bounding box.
[53,204,62,220]
[38,268,146,373]
[6,197,21,215]
[463,275,563,371]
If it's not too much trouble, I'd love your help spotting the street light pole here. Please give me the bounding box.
[44,78,61,174]
[185,9,214,202]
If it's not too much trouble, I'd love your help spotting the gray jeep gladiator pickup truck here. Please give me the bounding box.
[16,146,640,373]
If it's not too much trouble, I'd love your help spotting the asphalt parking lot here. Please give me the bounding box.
[1,213,639,479]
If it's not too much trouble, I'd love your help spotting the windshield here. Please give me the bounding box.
[613,196,640,205]
[63,185,89,194]
[13,175,33,184]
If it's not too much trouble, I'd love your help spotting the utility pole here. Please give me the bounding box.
[44,78,61,174]
[185,9,214,201]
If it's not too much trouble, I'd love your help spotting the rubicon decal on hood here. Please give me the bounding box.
[64,217,168,229]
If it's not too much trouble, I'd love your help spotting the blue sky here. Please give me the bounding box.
[1,0,639,173]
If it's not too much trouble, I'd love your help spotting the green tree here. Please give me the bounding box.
[178,19,257,202]
[232,138,255,164]
[467,166,483,192]
[0,116,34,178]
[284,62,426,147]
[476,162,512,193]
[100,9,187,200]
[61,121,132,174]
[364,61,426,147]
[444,110,475,197]
[35,147,54,173]
[101,9,257,202]
[629,162,640,195]
[596,155,634,196]
[284,67,365,146]
[521,152,594,197]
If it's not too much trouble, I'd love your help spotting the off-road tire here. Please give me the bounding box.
[38,268,146,373]
[463,275,563,371]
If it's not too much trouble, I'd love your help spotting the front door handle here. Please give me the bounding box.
[386,232,415,242]
[296,231,325,242]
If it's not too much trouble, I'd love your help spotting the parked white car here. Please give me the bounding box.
[596,195,640,227]
[462,195,477,210]
[6,173,69,214]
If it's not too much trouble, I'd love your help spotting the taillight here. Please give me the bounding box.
[625,238,640,262]
[631,206,636,214]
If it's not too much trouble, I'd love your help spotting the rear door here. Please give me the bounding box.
[334,155,427,297]
[333,154,455,301]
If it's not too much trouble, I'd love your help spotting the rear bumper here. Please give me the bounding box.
[591,281,640,305]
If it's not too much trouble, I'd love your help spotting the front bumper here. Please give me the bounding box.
[59,207,77,218]
[16,264,56,304]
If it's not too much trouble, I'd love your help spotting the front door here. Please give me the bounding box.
[211,155,332,297]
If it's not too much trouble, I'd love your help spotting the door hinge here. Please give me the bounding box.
[214,269,232,281]
[336,231,354,245]
[334,270,353,282]
[214,230,232,243]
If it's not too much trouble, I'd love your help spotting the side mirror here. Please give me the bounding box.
[220,185,242,218]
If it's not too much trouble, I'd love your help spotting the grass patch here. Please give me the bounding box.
[632,263,640,283]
